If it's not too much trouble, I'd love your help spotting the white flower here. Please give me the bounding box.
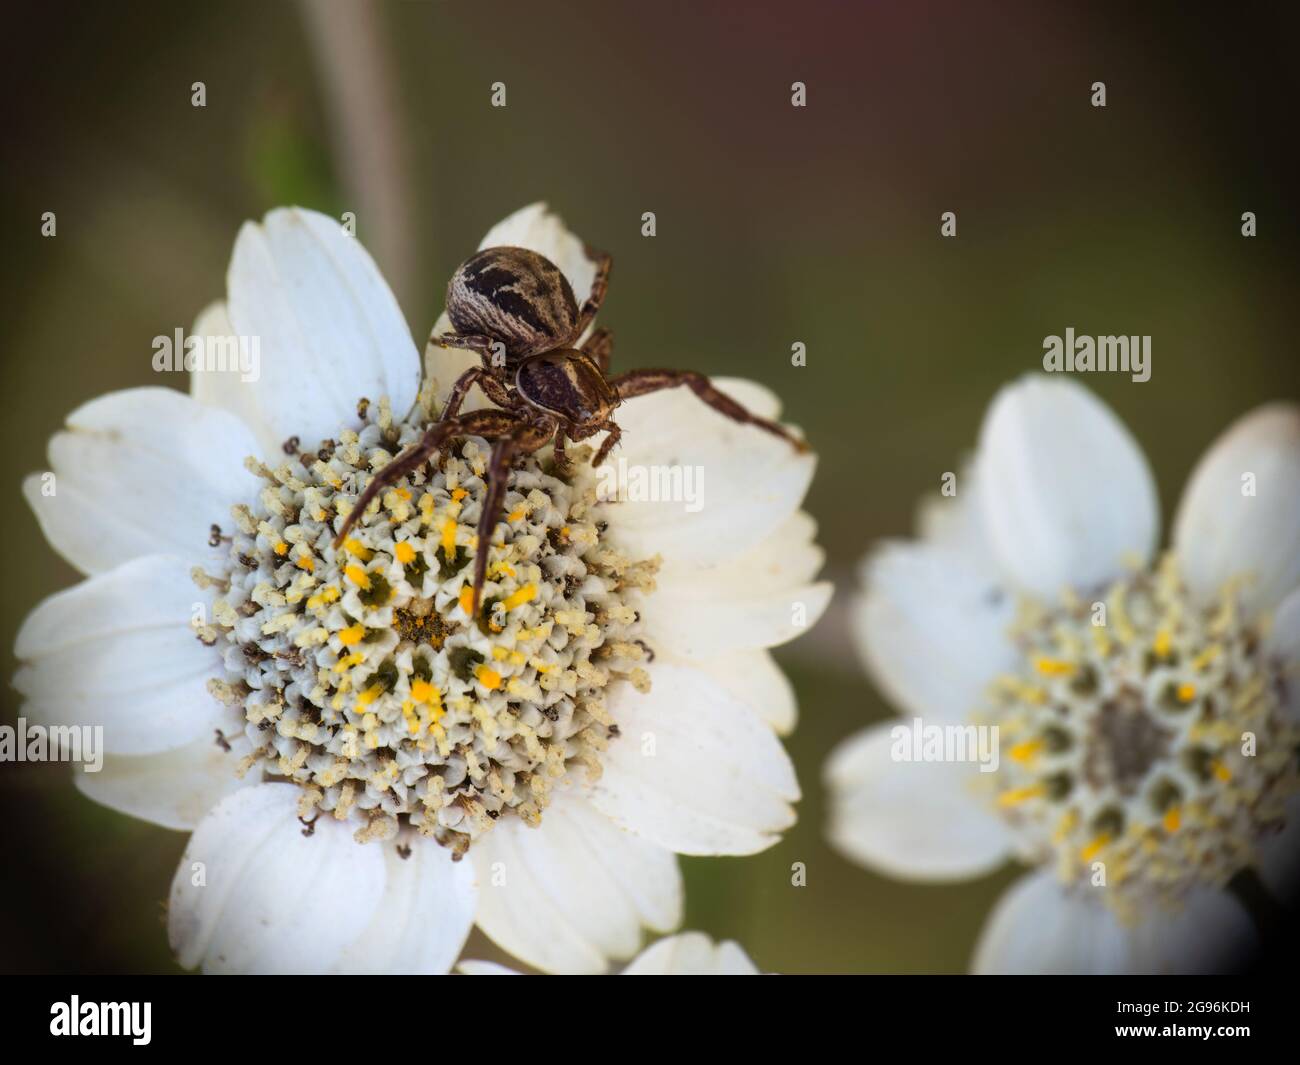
[459,930,762,975]
[16,203,829,974]
[827,374,1300,974]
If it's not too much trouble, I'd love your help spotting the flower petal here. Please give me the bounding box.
[332,838,477,974]
[854,541,1017,723]
[686,649,799,735]
[23,387,260,575]
[825,722,1012,881]
[622,932,761,975]
[471,793,682,974]
[14,555,230,755]
[601,377,815,567]
[169,783,385,973]
[975,375,1159,597]
[637,511,829,658]
[226,207,421,450]
[187,300,280,457]
[1173,402,1300,617]
[1256,794,1300,902]
[76,734,253,831]
[589,662,800,855]
[1267,586,1300,724]
[971,873,1256,974]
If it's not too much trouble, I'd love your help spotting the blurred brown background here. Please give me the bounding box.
[1,0,1296,973]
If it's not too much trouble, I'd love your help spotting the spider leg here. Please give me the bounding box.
[430,331,505,367]
[439,366,519,422]
[468,417,556,616]
[580,327,614,373]
[572,247,612,338]
[552,428,572,476]
[592,420,622,467]
[609,369,809,453]
[332,408,524,548]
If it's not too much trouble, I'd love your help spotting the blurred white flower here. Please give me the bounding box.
[827,374,1300,973]
[16,203,829,974]
[460,930,762,974]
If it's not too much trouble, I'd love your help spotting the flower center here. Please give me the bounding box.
[198,398,656,856]
[981,553,1298,915]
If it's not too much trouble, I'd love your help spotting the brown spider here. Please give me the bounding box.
[333,243,808,613]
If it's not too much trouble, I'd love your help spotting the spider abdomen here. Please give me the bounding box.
[446,246,579,363]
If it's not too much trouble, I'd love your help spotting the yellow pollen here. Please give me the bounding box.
[356,684,384,708]
[274,540,289,556]
[1192,645,1221,671]
[1163,806,1181,833]
[410,679,437,704]
[458,587,476,616]
[344,538,373,561]
[333,652,365,672]
[1176,682,1197,703]
[452,488,468,502]
[1153,629,1172,658]
[1080,833,1111,862]
[393,541,416,564]
[476,665,502,691]
[441,519,458,556]
[1212,760,1233,783]
[998,783,1046,807]
[295,556,315,573]
[1008,739,1045,763]
[501,584,537,611]
[507,507,526,522]
[338,625,365,647]
[345,565,371,588]
[1034,657,1076,677]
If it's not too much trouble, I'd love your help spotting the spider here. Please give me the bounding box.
[333,243,808,614]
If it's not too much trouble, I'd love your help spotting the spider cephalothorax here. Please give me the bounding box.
[334,241,808,613]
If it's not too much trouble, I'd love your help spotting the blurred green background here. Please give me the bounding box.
[1,0,1296,973]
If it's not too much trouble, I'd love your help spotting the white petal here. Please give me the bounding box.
[1256,794,1300,901]
[476,202,597,306]
[226,207,421,450]
[590,661,800,855]
[188,301,280,456]
[169,783,385,973]
[638,511,829,658]
[1267,586,1300,724]
[332,839,477,974]
[853,541,1017,723]
[76,734,253,831]
[686,649,799,735]
[825,723,1012,881]
[601,377,815,567]
[23,387,260,575]
[471,794,682,974]
[972,873,1257,974]
[1173,402,1300,617]
[976,375,1159,597]
[622,932,761,975]
[14,555,229,755]
[916,458,998,570]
